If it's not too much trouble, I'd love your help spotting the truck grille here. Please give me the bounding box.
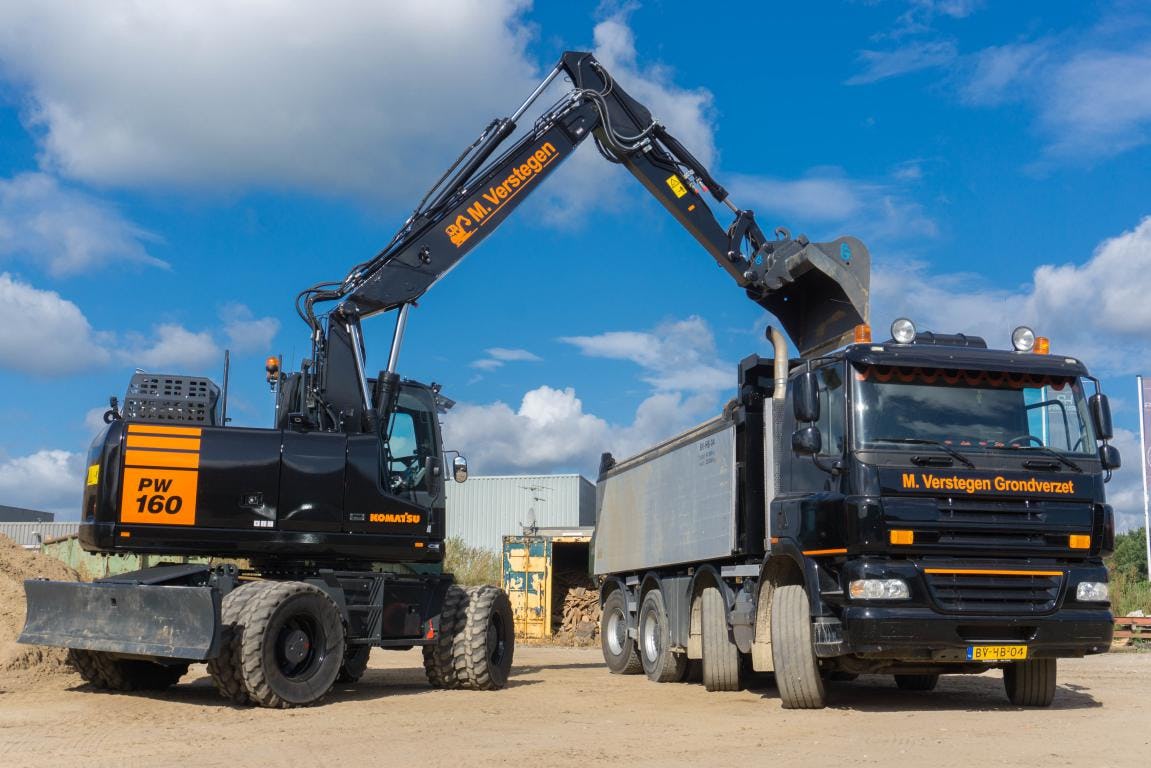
[882,497,1094,556]
[924,570,1063,614]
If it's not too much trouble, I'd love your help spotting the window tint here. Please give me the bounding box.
[385,388,438,494]
[816,365,846,455]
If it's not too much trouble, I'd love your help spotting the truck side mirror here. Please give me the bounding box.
[1099,444,1121,471]
[1089,394,1113,440]
[453,455,469,483]
[793,370,820,423]
[792,425,822,456]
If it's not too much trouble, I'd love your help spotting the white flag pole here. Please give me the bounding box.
[1140,376,1151,582]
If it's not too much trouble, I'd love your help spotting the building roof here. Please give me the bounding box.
[0,505,55,522]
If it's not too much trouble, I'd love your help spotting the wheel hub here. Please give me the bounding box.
[282,629,311,664]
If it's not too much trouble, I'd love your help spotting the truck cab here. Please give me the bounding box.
[772,322,1116,679]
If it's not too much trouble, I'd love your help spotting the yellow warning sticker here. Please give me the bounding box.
[665,174,688,198]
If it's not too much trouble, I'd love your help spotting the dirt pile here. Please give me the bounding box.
[0,534,81,676]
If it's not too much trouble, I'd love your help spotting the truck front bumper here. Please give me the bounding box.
[838,606,1113,660]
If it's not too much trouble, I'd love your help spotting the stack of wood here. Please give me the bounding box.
[553,570,601,643]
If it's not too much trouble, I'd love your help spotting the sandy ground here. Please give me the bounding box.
[0,646,1147,768]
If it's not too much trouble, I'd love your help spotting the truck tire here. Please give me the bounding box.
[700,586,740,692]
[451,585,514,690]
[638,589,687,683]
[236,581,345,708]
[336,645,371,684]
[894,673,939,691]
[1003,659,1057,706]
[600,590,642,675]
[69,649,187,691]
[208,580,274,704]
[770,584,826,709]
[423,583,468,689]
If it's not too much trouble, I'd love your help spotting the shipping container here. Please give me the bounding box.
[503,527,593,638]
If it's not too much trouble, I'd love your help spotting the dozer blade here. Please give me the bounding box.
[750,235,871,359]
[19,580,221,661]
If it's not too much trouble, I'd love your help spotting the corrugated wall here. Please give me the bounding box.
[446,474,594,552]
[0,522,80,547]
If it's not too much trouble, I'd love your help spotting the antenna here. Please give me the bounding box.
[518,484,551,536]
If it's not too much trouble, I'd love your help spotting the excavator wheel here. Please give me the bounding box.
[236,581,345,708]
[423,584,469,689]
[208,580,274,704]
[336,644,372,684]
[68,649,187,691]
[451,585,514,690]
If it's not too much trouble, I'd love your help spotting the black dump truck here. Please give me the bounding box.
[594,320,1119,708]
[19,52,871,707]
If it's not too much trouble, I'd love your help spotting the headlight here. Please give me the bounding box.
[849,578,910,600]
[891,318,916,344]
[1011,326,1036,352]
[1076,581,1109,602]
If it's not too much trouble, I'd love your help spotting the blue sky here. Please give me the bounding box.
[0,0,1149,528]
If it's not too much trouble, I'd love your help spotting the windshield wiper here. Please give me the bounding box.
[869,437,975,469]
[998,444,1082,472]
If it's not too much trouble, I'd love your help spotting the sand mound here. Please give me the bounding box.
[0,533,81,676]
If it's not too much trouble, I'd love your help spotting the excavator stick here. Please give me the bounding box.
[748,235,871,358]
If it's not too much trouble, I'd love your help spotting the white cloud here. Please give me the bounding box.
[958,40,1051,106]
[561,316,731,393]
[730,168,937,243]
[0,1,539,198]
[1106,428,1145,533]
[470,347,542,370]
[846,40,958,85]
[0,172,163,276]
[873,216,1151,375]
[442,385,716,476]
[0,449,83,517]
[219,302,279,354]
[121,323,220,371]
[0,272,111,374]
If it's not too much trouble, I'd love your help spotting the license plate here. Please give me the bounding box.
[967,645,1029,661]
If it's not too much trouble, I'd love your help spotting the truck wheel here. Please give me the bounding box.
[638,589,687,683]
[770,584,826,709]
[423,584,468,689]
[237,581,345,708]
[69,649,187,691]
[600,590,641,675]
[208,580,274,704]
[1003,659,1057,706]
[452,585,514,690]
[701,585,741,692]
[336,645,371,684]
[894,674,939,691]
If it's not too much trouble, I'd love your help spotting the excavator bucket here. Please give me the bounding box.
[750,235,871,358]
[19,579,221,660]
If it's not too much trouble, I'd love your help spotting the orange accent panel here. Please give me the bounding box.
[127,424,203,436]
[119,467,198,526]
[924,568,1064,577]
[126,435,202,451]
[124,449,200,469]
[803,548,848,556]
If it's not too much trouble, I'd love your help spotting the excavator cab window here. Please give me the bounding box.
[384,386,439,496]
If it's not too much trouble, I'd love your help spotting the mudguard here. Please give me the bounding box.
[19,579,221,660]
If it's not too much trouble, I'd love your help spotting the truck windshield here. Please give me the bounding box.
[851,365,1096,456]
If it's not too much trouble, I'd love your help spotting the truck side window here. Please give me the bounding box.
[386,388,438,494]
[816,365,845,455]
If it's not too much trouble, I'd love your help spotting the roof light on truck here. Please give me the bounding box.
[1034,336,1050,354]
[890,318,916,344]
[1011,326,1036,352]
[854,324,872,343]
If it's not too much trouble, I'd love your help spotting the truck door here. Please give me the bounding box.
[343,384,443,537]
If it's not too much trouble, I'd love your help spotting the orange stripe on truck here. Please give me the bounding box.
[127,424,203,437]
[124,449,200,469]
[923,568,1064,577]
[126,435,202,451]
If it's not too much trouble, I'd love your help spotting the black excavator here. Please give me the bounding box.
[20,51,869,707]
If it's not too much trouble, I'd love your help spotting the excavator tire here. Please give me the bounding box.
[236,581,345,708]
[337,645,372,684]
[208,580,274,704]
[69,649,186,691]
[423,584,469,689]
[452,585,514,690]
